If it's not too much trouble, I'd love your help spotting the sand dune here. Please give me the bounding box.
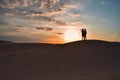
[0,40,13,44]
[0,40,120,80]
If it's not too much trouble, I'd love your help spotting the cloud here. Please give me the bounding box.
[0,20,8,25]
[0,0,95,43]
[0,0,80,17]
[63,22,87,28]
[36,27,53,31]
[28,8,64,17]
[5,12,14,16]
[101,1,105,4]
[15,25,25,28]
[22,0,29,7]
[62,3,78,9]
[57,32,64,35]
[45,27,53,31]
[0,0,59,9]
[0,0,20,9]
[0,0,88,28]
[36,27,44,30]
[68,13,80,18]
[0,23,64,43]
[0,25,40,37]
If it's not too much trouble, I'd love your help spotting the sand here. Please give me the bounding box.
[0,40,120,80]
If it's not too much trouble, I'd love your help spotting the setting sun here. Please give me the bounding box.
[64,29,80,42]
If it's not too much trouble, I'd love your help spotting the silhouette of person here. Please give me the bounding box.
[81,28,84,40]
[84,28,87,40]
[81,28,87,40]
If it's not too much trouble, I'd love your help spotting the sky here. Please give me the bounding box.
[0,0,120,44]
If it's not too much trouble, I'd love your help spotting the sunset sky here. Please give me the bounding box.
[0,0,120,43]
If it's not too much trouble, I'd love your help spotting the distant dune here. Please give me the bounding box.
[0,40,120,80]
[0,40,13,43]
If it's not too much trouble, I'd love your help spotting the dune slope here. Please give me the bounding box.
[0,40,120,80]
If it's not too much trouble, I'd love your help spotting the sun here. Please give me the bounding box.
[64,29,80,42]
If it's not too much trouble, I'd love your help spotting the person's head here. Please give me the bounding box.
[84,28,86,31]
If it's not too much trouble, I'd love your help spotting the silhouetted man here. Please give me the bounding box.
[81,28,87,40]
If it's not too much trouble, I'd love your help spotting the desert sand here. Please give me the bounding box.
[0,40,120,80]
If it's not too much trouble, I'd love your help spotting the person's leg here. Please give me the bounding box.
[85,35,87,40]
[82,34,84,40]
[84,36,85,40]
[86,36,87,40]
[83,35,85,40]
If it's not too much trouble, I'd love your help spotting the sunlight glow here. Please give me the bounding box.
[64,28,80,42]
